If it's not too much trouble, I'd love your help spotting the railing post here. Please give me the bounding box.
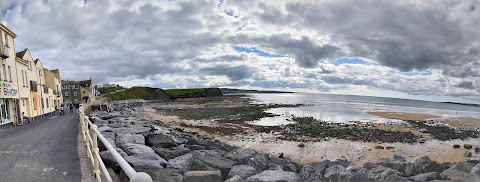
[92,125,101,178]
[85,117,90,158]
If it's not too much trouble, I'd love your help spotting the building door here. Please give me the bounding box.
[0,99,12,124]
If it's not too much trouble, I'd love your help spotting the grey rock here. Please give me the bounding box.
[472,163,480,182]
[142,168,183,182]
[408,172,441,182]
[475,147,480,153]
[453,144,461,148]
[101,131,116,140]
[153,146,191,160]
[125,153,168,171]
[451,161,477,173]
[194,156,236,180]
[225,175,245,182]
[368,165,403,180]
[98,125,112,132]
[268,156,298,172]
[331,158,352,168]
[145,133,179,148]
[464,144,473,149]
[167,153,193,174]
[183,171,222,182]
[464,151,473,158]
[363,162,379,170]
[191,150,226,157]
[116,134,145,147]
[185,144,206,151]
[299,160,330,182]
[246,170,299,182]
[393,154,407,163]
[99,137,116,151]
[246,155,273,171]
[440,167,476,182]
[383,175,410,182]
[228,165,257,179]
[120,143,155,156]
[112,127,151,135]
[324,165,347,181]
[412,156,440,173]
[225,148,257,164]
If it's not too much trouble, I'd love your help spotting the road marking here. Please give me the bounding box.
[50,116,58,120]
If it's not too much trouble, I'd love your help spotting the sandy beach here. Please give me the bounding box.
[142,99,480,166]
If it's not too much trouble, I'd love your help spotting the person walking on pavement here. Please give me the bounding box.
[69,103,74,113]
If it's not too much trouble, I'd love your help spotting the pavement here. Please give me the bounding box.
[0,111,82,182]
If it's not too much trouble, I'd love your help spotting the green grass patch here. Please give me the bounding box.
[98,86,124,94]
[164,89,206,98]
[107,87,170,101]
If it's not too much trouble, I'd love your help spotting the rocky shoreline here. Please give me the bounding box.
[89,100,480,182]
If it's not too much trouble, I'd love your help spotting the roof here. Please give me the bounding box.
[16,49,28,58]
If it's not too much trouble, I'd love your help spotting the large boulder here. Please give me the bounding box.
[191,149,225,157]
[227,165,257,179]
[472,163,480,181]
[145,133,180,148]
[451,161,477,173]
[246,155,274,171]
[153,145,191,160]
[299,160,330,182]
[324,165,347,181]
[246,170,299,182]
[183,171,222,182]
[116,134,145,147]
[268,156,299,172]
[225,149,257,164]
[167,153,193,174]
[368,165,403,180]
[412,156,440,173]
[120,143,155,156]
[225,175,244,182]
[139,166,183,182]
[125,153,168,171]
[99,137,116,151]
[408,172,442,182]
[193,156,236,180]
[440,167,476,182]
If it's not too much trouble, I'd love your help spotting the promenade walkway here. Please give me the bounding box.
[0,112,82,182]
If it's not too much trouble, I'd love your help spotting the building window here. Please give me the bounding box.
[7,66,11,82]
[65,92,69,96]
[2,63,6,81]
[46,99,49,108]
[25,72,28,88]
[74,99,78,103]
[41,98,44,109]
[73,91,77,96]
[22,100,25,106]
[21,70,25,87]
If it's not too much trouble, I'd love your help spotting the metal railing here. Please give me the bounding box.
[79,104,153,182]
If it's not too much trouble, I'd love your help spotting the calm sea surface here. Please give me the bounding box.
[246,93,480,126]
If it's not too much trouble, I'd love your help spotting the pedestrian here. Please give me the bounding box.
[70,103,74,113]
[60,104,64,116]
[22,112,29,124]
[75,103,79,113]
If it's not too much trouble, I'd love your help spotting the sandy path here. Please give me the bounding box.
[143,106,479,166]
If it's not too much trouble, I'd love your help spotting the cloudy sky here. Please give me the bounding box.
[1,0,479,103]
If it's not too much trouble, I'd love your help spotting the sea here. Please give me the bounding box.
[245,93,480,126]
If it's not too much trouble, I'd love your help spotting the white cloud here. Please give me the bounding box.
[1,0,479,103]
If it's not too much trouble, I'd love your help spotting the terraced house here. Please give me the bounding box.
[62,79,95,104]
[0,22,63,126]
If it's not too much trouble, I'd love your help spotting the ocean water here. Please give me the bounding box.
[246,93,480,126]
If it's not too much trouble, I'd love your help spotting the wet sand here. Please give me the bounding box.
[143,106,479,166]
[367,112,441,121]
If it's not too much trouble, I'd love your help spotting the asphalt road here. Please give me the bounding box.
[0,112,81,182]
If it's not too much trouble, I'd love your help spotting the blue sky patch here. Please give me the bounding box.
[232,46,284,58]
[333,58,370,66]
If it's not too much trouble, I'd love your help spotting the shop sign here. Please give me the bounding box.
[1,82,17,97]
